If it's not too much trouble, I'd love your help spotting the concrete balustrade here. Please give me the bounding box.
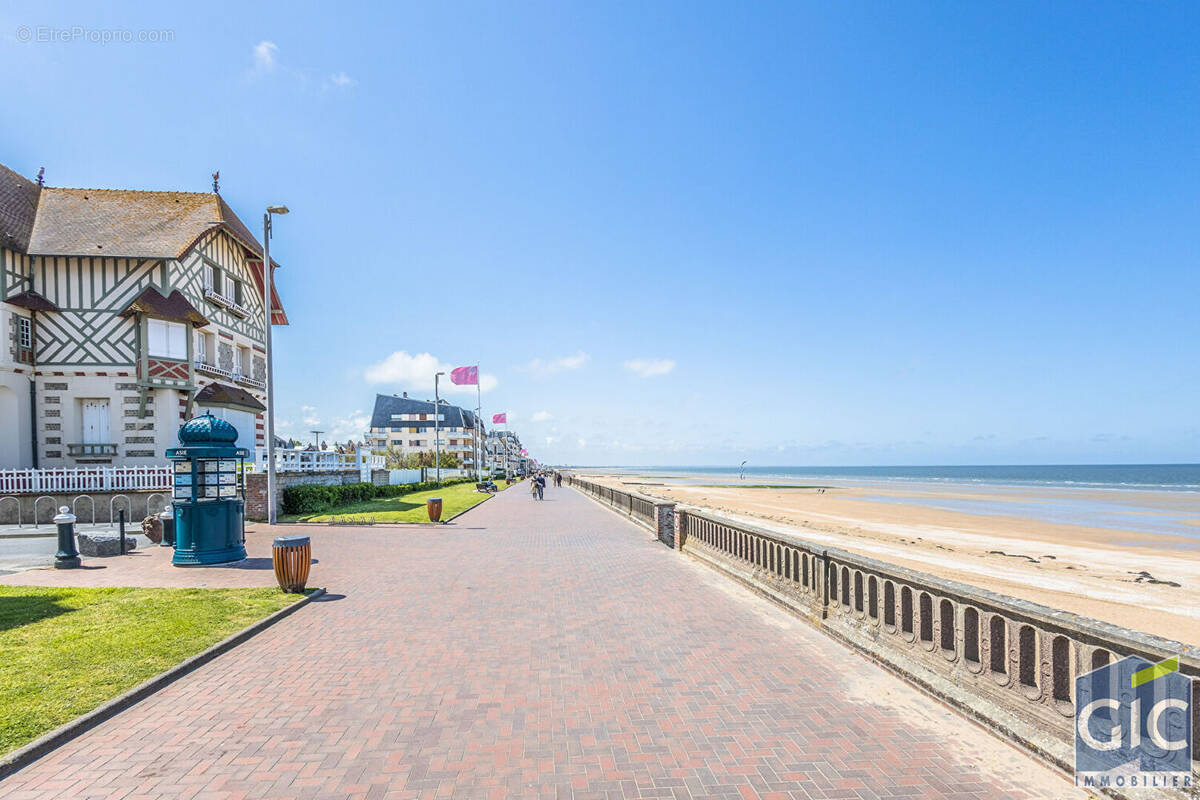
[567,474,1200,788]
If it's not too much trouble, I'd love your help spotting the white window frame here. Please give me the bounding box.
[147,318,188,360]
[81,398,111,445]
[17,316,32,349]
[194,330,207,363]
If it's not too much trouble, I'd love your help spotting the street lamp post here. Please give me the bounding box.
[434,371,445,485]
[263,205,289,525]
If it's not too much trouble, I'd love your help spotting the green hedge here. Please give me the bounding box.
[281,477,476,515]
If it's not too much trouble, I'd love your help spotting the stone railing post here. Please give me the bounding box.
[653,502,676,548]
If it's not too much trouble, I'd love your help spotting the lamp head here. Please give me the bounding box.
[267,205,290,215]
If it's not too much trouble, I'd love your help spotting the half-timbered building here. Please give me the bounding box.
[0,163,287,469]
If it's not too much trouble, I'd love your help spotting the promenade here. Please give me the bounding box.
[0,483,1083,799]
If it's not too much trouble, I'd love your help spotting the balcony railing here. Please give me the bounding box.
[233,371,265,390]
[67,443,118,458]
[194,359,231,379]
[203,287,249,317]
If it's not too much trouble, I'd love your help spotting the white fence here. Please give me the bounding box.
[256,448,385,474]
[0,466,171,495]
[388,469,422,485]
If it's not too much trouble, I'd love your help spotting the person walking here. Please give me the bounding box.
[530,476,539,500]
[536,473,545,500]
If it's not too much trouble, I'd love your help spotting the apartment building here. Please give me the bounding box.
[365,393,481,469]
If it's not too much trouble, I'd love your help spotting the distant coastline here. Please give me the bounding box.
[594,463,1200,492]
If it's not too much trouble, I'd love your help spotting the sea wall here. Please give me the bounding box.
[568,475,1200,798]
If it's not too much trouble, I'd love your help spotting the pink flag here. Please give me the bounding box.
[521,449,528,456]
[450,365,478,385]
[492,413,506,424]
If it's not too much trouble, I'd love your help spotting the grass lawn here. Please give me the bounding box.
[290,478,519,523]
[0,586,297,756]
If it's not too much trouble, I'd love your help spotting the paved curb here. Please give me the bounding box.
[0,586,326,782]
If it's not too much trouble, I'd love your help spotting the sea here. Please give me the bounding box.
[600,464,1200,541]
[617,464,1200,492]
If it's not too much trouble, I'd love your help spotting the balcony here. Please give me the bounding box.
[194,359,231,379]
[203,287,249,317]
[67,443,118,459]
[233,371,266,390]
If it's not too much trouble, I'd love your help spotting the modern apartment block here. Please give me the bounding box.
[365,392,482,469]
[0,163,286,469]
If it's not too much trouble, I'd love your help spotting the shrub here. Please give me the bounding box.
[282,477,477,515]
[281,484,333,515]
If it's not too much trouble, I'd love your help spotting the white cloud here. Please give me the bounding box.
[624,358,676,378]
[279,407,369,444]
[544,436,555,445]
[521,351,589,376]
[252,40,278,72]
[328,409,370,440]
[327,71,356,88]
[363,351,498,395]
[577,439,587,448]
[531,410,553,423]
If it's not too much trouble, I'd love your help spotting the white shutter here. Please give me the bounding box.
[194,331,206,362]
[82,400,110,444]
[167,322,187,359]
[147,319,166,356]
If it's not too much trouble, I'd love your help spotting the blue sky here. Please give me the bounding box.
[2,1,1197,466]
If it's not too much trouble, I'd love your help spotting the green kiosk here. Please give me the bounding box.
[166,413,248,565]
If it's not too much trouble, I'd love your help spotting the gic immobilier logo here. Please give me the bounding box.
[1075,655,1193,790]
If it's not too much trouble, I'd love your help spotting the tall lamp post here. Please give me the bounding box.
[433,371,445,485]
[263,204,289,525]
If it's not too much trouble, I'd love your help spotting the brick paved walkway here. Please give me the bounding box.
[0,485,1083,800]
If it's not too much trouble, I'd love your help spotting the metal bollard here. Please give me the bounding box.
[159,505,175,547]
[53,506,80,569]
[119,508,127,555]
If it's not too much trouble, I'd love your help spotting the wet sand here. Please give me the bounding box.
[581,473,1200,644]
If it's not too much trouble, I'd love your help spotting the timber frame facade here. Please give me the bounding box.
[0,163,287,469]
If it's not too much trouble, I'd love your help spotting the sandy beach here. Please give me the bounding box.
[579,472,1200,645]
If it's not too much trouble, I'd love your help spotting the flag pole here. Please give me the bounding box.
[475,364,482,480]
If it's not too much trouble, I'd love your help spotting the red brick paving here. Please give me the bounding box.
[0,485,1083,799]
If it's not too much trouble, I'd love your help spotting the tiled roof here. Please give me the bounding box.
[27,187,253,259]
[3,289,61,312]
[369,394,481,431]
[0,162,287,324]
[194,382,266,413]
[0,164,40,252]
[119,286,210,327]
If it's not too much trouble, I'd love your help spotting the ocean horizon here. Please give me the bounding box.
[589,463,1200,492]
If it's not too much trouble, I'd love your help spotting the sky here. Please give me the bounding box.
[1,1,1197,466]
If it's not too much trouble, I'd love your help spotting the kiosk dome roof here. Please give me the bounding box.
[178,413,239,445]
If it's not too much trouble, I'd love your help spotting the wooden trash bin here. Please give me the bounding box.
[272,535,311,593]
[426,497,443,523]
